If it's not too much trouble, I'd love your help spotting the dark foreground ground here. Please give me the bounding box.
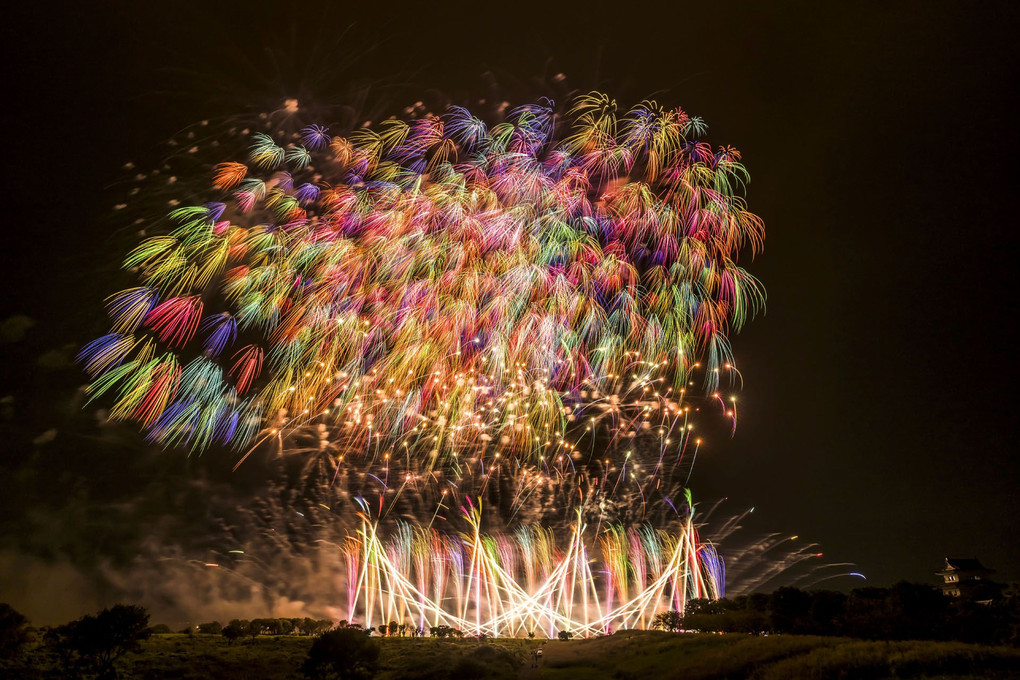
[11,630,1020,679]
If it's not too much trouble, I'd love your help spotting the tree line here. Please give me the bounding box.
[4,582,1017,677]
[652,582,1019,646]
[178,617,338,641]
[1,603,381,679]
[2,603,151,680]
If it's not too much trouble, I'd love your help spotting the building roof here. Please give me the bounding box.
[938,557,993,574]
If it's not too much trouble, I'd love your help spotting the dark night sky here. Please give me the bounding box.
[1,1,1017,622]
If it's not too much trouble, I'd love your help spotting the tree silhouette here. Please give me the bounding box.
[769,587,812,633]
[652,610,683,632]
[249,618,269,641]
[222,623,244,644]
[0,603,30,659]
[49,604,150,680]
[197,621,222,635]
[301,627,380,680]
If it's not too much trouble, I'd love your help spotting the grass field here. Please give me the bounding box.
[12,631,1020,679]
[17,633,538,680]
[535,631,1020,680]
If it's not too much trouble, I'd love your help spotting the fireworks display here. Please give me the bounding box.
[82,91,765,635]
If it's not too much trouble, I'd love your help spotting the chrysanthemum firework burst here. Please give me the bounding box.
[83,90,763,484]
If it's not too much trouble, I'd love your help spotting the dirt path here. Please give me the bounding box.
[517,663,542,679]
[517,641,559,679]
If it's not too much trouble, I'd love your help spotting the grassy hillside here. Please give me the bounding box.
[536,631,1020,680]
[16,633,537,680]
[12,631,1020,679]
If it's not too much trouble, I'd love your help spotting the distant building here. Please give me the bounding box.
[936,557,997,601]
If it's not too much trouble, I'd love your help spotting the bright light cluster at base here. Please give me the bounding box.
[344,504,722,637]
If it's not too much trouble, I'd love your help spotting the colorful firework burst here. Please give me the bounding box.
[83,90,765,634]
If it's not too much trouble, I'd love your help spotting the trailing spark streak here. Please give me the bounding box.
[344,503,723,637]
[83,92,763,467]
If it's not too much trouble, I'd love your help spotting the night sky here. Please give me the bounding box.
[1,1,1017,624]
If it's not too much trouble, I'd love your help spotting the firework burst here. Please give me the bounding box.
[83,90,765,635]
